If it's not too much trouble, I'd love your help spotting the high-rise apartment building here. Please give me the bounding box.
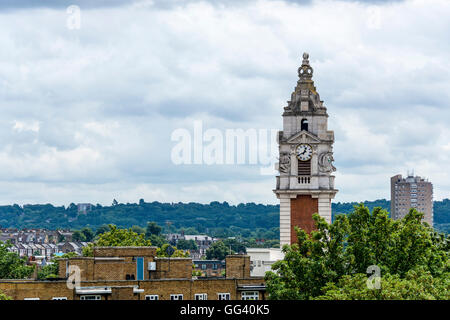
[390,173,433,225]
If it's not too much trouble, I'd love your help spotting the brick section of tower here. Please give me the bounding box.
[290,195,318,244]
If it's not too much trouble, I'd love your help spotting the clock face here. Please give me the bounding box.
[296,144,313,161]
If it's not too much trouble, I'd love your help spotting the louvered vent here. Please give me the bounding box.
[297,159,311,176]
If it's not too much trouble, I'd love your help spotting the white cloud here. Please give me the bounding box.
[0,0,448,206]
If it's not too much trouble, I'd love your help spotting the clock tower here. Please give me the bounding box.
[274,53,337,246]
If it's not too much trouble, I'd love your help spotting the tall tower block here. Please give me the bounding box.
[274,53,338,246]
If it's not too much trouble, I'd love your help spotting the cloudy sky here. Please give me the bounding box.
[0,0,449,206]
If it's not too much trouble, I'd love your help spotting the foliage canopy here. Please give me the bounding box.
[265,205,449,300]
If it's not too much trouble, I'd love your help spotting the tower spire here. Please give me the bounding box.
[298,52,313,80]
[284,52,325,115]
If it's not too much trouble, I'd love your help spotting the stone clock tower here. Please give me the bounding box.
[274,53,337,246]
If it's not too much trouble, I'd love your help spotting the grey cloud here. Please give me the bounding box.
[0,0,447,205]
[0,0,404,11]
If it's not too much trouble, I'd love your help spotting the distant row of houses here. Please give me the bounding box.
[6,242,90,259]
[2,228,220,260]
[0,228,74,244]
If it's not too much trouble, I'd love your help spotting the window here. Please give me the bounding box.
[241,291,259,300]
[145,295,159,300]
[201,264,207,270]
[80,295,101,300]
[301,118,308,131]
[195,293,207,300]
[218,293,230,300]
[170,294,183,300]
[52,297,67,300]
[212,264,218,270]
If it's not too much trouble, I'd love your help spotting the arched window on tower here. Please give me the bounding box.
[301,119,308,131]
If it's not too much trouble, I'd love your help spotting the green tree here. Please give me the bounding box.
[148,234,167,248]
[95,224,110,236]
[316,268,450,300]
[223,238,246,254]
[36,263,59,280]
[146,222,162,238]
[131,225,145,235]
[0,290,11,300]
[0,241,34,279]
[72,230,86,242]
[37,252,79,280]
[156,244,189,258]
[82,225,152,257]
[176,239,198,251]
[81,227,95,242]
[265,205,449,300]
[206,241,232,261]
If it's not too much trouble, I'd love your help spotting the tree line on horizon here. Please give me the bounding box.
[0,198,448,235]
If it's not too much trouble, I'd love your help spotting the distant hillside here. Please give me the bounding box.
[0,198,448,234]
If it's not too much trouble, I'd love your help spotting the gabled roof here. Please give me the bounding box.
[286,130,321,144]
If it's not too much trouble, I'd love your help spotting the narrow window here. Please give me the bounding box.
[301,119,308,131]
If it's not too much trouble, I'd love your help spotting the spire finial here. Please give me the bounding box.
[298,52,313,79]
[302,52,309,63]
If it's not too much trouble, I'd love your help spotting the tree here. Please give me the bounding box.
[0,241,34,279]
[81,227,95,242]
[148,234,167,248]
[131,225,145,235]
[177,239,198,251]
[146,222,162,238]
[0,291,11,300]
[316,269,450,300]
[206,241,232,261]
[223,238,246,254]
[82,225,152,257]
[95,224,110,236]
[72,230,86,242]
[265,205,449,300]
[37,252,79,280]
[37,263,59,280]
[156,244,189,258]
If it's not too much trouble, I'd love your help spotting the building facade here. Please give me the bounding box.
[274,53,338,246]
[0,247,265,300]
[390,173,433,225]
[247,248,284,277]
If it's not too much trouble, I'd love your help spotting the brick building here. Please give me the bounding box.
[193,260,226,277]
[0,247,265,300]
